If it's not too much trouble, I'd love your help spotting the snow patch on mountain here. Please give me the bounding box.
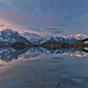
[21,32,79,44]
[0,29,30,46]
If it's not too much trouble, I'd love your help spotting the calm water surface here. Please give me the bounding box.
[0,47,88,88]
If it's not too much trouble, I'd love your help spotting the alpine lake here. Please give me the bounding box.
[0,47,88,88]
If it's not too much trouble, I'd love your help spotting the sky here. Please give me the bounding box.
[0,0,88,34]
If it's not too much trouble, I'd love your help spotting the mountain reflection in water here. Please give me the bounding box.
[0,47,88,62]
[0,47,88,88]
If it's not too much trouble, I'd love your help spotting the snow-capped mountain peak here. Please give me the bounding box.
[0,29,30,46]
[73,34,88,40]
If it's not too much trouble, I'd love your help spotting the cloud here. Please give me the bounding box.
[0,0,88,34]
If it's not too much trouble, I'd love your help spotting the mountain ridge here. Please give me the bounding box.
[0,29,87,47]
